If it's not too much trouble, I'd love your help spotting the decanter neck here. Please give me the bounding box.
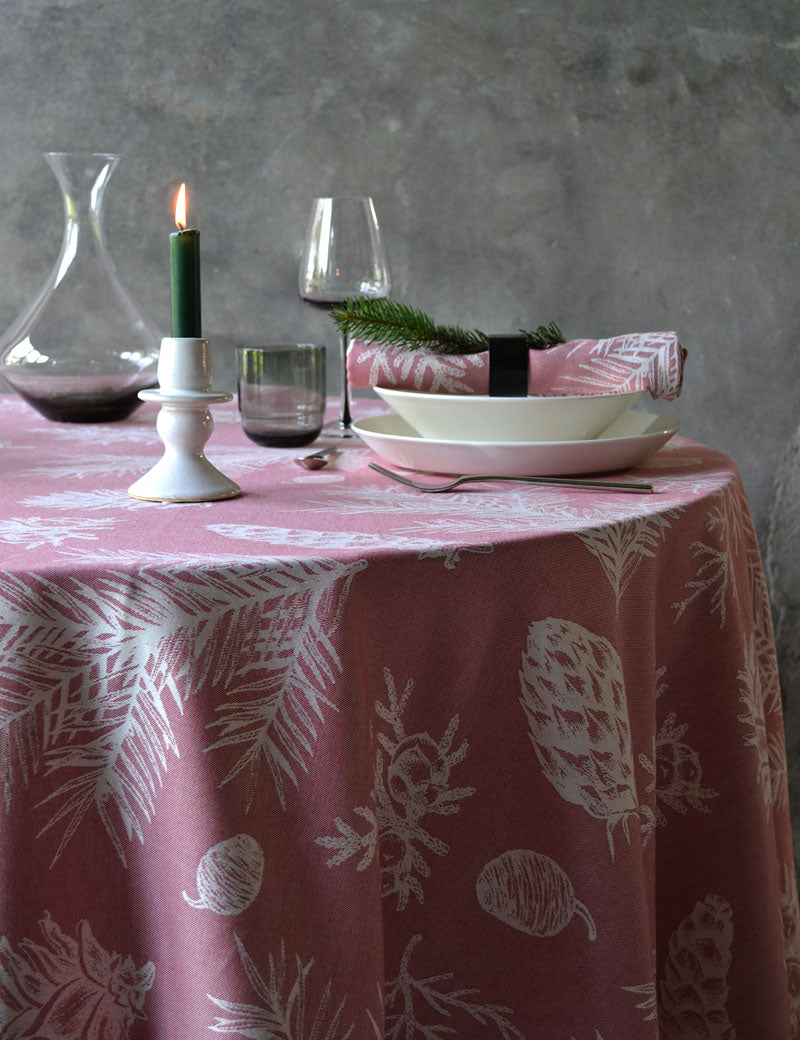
[45,152,120,243]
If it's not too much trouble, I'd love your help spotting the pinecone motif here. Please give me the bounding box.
[780,865,800,1035]
[659,894,735,1039]
[639,713,718,826]
[519,617,652,857]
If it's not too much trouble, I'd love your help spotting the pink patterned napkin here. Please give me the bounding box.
[347,331,686,400]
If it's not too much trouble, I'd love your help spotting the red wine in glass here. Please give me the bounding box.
[298,198,391,436]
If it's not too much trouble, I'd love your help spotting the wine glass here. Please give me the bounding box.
[298,197,391,436]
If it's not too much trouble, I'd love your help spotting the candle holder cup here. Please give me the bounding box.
[128,337,241,503]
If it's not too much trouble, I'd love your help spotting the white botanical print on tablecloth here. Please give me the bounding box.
[21,453,153,482]
[0,911,155,1038]
[638,709,718,828]
[316,668,475,910]
[781,863,800,1035]
[673,476,782,719]
[745,509,782,719]
[519,617,654,858]
[385,934,525,1040]
[208,935,355,1038]
[576,509,680,610]
[623,980,657,1023]
[417,541,495,570]
[182,834,265,915]
[673,481,745,627]
[0,557,364,865]
[300,481,675,544]
[0,515,117,548]
[208,520,494,567]
[659,894,734,1040]
[476,849,596,940]
[737,633,788,811]
[200,558,366,813]
[21,489,159,511]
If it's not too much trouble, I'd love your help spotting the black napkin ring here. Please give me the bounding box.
[488,335,529,397]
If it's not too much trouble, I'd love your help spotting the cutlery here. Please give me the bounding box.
[295,445,340,470]
[368,462,654,494]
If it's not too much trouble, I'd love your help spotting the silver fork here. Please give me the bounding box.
[368,462,654,494]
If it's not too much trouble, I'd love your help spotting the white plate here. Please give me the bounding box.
[352,410,680,476]
[373,386,643,442]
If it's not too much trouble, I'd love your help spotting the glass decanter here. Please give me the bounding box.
[0,152,162,422]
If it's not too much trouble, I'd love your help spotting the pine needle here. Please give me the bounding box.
[331,297,564,355]
[331,297,487,354]
[521,322,565,350]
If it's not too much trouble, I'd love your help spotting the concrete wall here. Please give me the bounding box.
[0,0,798,846]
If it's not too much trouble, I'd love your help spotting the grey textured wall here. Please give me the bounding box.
[0,1,798,844]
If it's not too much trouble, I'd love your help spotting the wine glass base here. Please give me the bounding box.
[322,419,355,438]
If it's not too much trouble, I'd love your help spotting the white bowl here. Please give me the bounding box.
[373,387,644,443]
[352,410,679,476]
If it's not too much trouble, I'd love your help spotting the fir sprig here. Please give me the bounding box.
[332,297,487,355]
[521,321,566,350]
[331,297,565,355]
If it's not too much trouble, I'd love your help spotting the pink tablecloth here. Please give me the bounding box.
[0,395,796,1040]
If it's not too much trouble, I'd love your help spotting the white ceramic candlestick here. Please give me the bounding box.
[128,337,241,502]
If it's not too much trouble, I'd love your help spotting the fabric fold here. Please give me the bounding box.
[347,331,686,400]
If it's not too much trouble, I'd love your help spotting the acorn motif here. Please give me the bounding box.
[182,834,265,915]
[476,849,596,940]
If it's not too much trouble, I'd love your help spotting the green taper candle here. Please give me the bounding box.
[170,183,201,338]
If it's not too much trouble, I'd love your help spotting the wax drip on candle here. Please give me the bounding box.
[170,183,201,338]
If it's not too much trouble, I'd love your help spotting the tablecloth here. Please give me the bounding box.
[0,395,796,1040]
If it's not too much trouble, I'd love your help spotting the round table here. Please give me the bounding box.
[0,396,796,1039]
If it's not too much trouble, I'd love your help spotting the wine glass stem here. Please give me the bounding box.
[338,330,353,436]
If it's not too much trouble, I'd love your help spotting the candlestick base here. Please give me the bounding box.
[128,338,241,503]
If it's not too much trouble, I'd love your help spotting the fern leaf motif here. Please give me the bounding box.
[519,617,653,858]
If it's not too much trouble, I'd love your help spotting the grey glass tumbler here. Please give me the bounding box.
[237,344,326,448]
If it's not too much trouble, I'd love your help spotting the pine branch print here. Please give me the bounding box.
[208,935,354,1039]
[737,633,787,810]
[385,934,525,1040]
[673,483,744,627]
[577,511,677,609]
[0,558,366,866]
[204,558,366,811]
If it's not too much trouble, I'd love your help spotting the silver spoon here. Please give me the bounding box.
[369,462,654,493]
[295,445,340,470]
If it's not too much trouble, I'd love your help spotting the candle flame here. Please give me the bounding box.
[175,183,187,231]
